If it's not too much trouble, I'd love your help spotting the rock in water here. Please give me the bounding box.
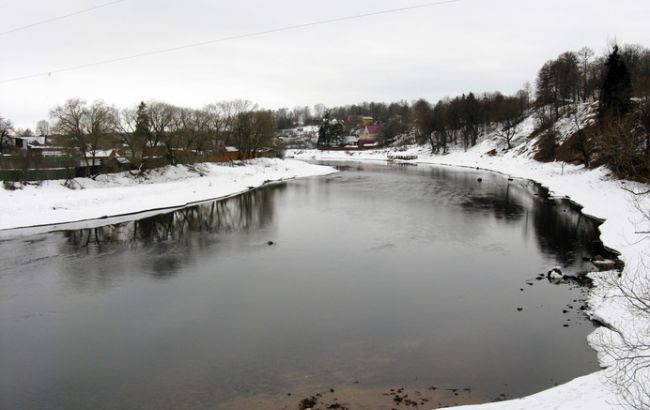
[547,267,563,279]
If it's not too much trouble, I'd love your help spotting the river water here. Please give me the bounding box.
[0,161,603,409]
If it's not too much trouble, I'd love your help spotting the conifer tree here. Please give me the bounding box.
[131,101,151,168]
[135,102,151,140]
[600,45,633,119]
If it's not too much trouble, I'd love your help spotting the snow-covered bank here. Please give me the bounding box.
[0,158,336,232]
[289,143,649,409]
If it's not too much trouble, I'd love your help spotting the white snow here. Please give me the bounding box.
[449,372,618,410]
[288,105,650,410]
[0,158,336,232]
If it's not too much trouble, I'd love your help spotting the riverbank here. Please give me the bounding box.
[0,158,337,232]
[2,147,646,408]
[289,146,649,410]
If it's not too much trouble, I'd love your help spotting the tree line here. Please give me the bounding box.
[273,43,648,180]
[533,44,650,180]
[2,43,650,180]
[45,99,278,173]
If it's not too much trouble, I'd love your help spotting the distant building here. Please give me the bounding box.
[27,145,67,157]
[357,125,383,141]
[15,135,46,149]
[360,116,374,126]
[83,149,122,166]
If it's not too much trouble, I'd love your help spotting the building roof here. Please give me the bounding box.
[365,125,383,135]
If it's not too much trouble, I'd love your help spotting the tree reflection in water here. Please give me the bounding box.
[60,184,284,282]
[458,177,605,269]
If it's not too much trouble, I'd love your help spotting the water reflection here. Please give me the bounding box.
[319,162,603,272]
[531,199,603,266]
[63,184,283,248]
[459,183,527,220]
[437,167,604,270]
[463,182,604,268]
[55,186,282,291]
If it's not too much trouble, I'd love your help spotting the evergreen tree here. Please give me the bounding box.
[131,101,151,168]
[600,45,633,118]
[317,114,344,147]
[317,116,330,146]
[134,102,151,141]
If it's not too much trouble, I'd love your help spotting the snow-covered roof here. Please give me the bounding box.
[86,150,115,158]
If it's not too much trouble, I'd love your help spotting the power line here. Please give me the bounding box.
[0,0,465,85]
[0,0,128,37]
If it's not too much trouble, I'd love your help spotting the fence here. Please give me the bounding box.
[0,149,275,182]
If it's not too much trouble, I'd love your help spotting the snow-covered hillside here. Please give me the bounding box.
[288,103,650,410]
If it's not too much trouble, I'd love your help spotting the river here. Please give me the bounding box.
[0,161,604,409]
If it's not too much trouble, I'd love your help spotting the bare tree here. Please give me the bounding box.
[593,188,650,410]
[430,100,451,153]
[111,106,143,170]
[462,92,482,148]
[536,53,580,120]
[146,101,174,149]
[411,99,434,146]
[637,75,650,158]
[84,101,115,172]
[162,105,183,165]
[516,82,532,111]
[50,98,86,162]
[313,104,327,120]
[232,110,275,158]
[0,115,14,154]
[205,101,236,153]
[293,105,311,125]
[578,47,596,102]
[50,99,115,176]
[495,96,523,149]
[36,120,50,138]
[174,107,211,161]
[600,278,650,410]
[595,115,649,181]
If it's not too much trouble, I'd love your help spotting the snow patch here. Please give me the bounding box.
[0,158,336,232]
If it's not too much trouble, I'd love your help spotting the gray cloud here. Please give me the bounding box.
[1,0,649,128]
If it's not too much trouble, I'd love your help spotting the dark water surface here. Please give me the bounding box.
[0,162,603,409]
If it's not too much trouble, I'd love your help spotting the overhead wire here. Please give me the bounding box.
[0,0,129,37]
[0,0,466,85]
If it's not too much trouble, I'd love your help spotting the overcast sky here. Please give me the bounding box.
[1,0,649,128]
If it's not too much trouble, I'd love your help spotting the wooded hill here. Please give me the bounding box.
[303,44,650,181]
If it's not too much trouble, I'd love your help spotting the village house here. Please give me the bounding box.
[14,135,46,149]
[360,116,374,126]
[357,124,383,141]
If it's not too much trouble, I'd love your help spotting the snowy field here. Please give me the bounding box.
[288,122,650,409]
[0,158,336,233]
